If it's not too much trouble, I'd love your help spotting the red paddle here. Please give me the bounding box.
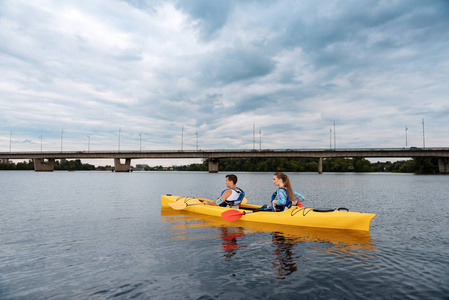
[221,204,276,221]
[222,209,262,222]
[221,210,246,221]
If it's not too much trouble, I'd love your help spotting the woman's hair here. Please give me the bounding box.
[274,172,295,201]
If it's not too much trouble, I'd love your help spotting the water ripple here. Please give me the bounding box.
[2,171,449,299]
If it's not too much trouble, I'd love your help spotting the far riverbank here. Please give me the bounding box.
[1,157,443,174]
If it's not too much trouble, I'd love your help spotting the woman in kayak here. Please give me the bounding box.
[204,174,245,208]
[271,172,305,211]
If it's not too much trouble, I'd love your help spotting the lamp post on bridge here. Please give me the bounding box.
[195,131,198,150]
[333,121,336,150]
[330,128,332,149]
[9,131,12,152]
[118,128,122,152]
[259,129,262,150]
[405,126,408,147]
[422,118,425,148]
[181,125,184,151]
[139,132,142,151]
[60,129,65,152]
[253,123,255,150]
[38,135,42,152]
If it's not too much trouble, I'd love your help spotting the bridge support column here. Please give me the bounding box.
[438,158,449,174]
[318,157,323,174]
[34,158,55,172]
[114,158,131,172]
[208,159,219,173]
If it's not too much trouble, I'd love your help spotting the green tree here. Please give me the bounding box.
[354,158,373,172]
[412,157,438,174]
[398,160,415,173]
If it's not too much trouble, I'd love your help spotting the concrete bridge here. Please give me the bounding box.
[2,148,449,173]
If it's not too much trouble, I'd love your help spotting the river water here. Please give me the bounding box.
[1,171,448,299]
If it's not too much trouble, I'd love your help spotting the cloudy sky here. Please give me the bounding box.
[1,0,448,166]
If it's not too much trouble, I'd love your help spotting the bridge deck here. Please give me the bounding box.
[2,148,449,159]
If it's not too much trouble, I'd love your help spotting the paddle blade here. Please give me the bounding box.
[168,202,187,210]
[221,209,245,222]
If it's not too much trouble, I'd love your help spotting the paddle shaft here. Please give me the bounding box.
[221,206,271,222]
[168,201,205,210]
[187,202,205,207]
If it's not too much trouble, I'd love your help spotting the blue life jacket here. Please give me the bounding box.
[271,187,291,212]
[219,188,245,207]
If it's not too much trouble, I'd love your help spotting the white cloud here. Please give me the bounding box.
[1,0,449,166]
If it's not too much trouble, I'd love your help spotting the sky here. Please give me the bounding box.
[1,0,449,166]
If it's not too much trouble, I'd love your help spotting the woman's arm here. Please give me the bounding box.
[293,189,306,202]
[275,189,288,205]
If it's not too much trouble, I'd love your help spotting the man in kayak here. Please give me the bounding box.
[271,172,305,211]
[204,174,245,208]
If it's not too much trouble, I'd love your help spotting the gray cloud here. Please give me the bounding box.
[200,48,276,85]
[1,0,449,161]
[175,0,234,40]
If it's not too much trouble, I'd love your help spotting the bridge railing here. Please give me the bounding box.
[1,148,449,173]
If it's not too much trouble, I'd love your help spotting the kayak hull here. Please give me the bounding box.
[161,195,375,232]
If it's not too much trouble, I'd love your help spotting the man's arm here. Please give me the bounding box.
[207,189,232,206]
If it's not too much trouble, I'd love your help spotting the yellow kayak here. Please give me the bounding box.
[161,195,375,232]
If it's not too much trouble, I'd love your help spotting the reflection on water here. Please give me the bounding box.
[161,208,375,279]
[219,227,245,258]
[272,232,299,279]
[3,171,447,298]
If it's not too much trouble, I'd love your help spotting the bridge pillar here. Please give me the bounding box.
[438,158,449,174]
[114,158,131,172]
[318,157,323,174]
[208,159,219,173]
[34,158,55,172]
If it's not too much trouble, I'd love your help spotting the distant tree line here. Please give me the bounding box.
[55,159,96,170]
[136,165,173,171]
[0,160,35,170]
[0,159,95,171]
[173,157,440,174]
[0,157,441,174]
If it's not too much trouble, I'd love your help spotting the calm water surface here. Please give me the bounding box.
[1,171,448,299]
